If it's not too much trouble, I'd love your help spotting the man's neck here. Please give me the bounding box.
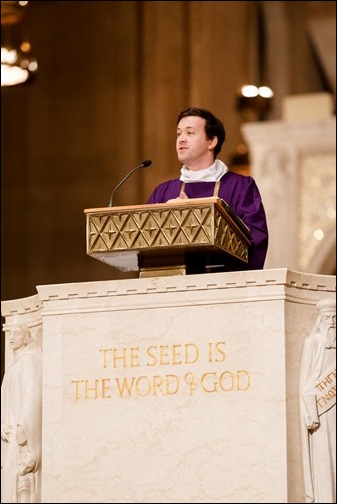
[185,158,215,171]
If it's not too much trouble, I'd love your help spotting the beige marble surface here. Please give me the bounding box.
[3,269,335,503]
[242,117,336,274]
[1,294,43,503]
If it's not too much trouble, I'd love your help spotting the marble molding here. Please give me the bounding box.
[242,117,336,274]
[1,269,336,503]
[1,294,43,503]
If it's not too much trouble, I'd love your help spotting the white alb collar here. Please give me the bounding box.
[180,159,229,182]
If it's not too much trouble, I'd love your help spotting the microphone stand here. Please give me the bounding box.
[108,160,152,207]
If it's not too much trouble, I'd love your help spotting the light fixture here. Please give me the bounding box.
[236,3,274,121]
[237,83,274,122]
[1,1,38,87]
[240,84,274,99]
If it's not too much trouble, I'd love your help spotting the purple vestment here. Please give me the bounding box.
[146,171,268,271]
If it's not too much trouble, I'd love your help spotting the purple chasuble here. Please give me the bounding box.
[146,171,268,271]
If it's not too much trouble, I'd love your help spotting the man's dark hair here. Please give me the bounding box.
[177,107,226,158]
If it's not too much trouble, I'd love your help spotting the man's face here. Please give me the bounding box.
[9,327,26,350]
[322,312,336,328]
[176,116,215,169]
[321,312,336,347]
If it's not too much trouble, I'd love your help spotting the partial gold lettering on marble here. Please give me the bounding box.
[315,366,336,415]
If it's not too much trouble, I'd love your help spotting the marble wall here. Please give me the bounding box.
[2,269,330,503]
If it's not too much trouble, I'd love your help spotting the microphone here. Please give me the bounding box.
[108,159,152,207]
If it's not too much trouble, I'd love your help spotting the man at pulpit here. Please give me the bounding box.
[146,107,268,271]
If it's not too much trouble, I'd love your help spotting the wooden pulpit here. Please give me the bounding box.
[84,197,251,277]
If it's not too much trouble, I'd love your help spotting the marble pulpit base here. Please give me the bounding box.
[5,268,335,503]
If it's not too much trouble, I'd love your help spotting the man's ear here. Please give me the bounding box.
[208,136,218,151]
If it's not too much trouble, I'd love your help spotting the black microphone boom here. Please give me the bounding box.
[108,160,152,207]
